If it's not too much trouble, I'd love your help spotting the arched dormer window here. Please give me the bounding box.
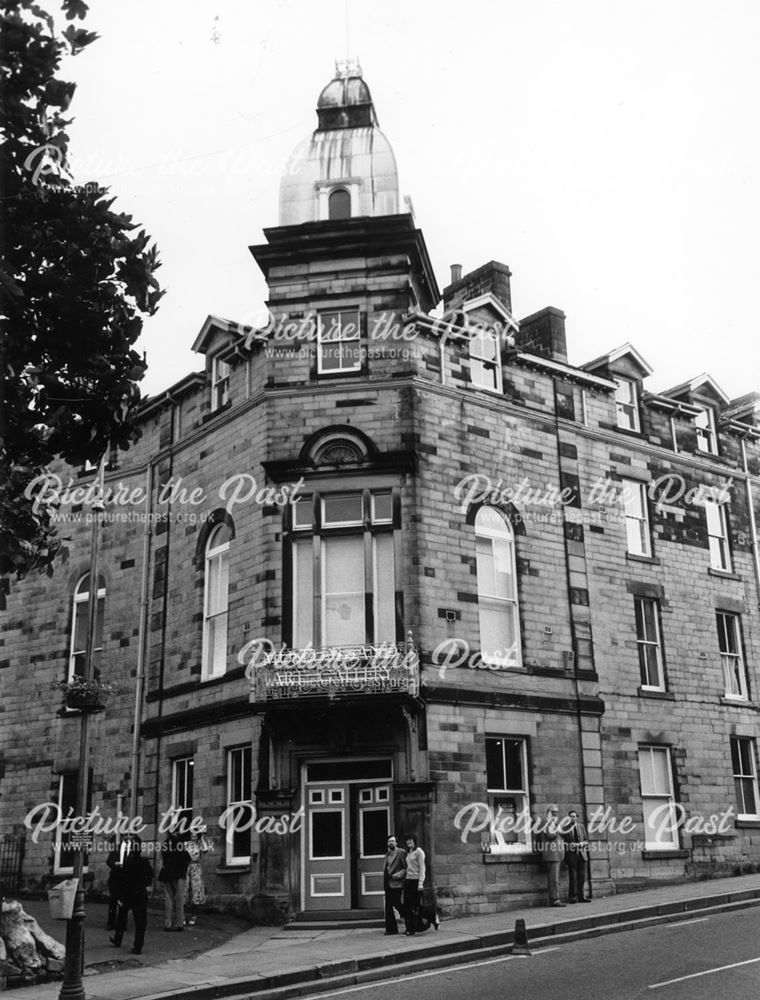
[202,523,231,679]
[328,187,351,220]
[475,507,520,666]
[69,573,106,681]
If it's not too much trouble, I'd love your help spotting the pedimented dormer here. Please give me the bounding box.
[192,315,255,414]
[582,343,653,433]
[725,391,760,429]
[662,373,730,455]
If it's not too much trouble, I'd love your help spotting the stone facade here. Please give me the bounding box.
[2,64,760,921]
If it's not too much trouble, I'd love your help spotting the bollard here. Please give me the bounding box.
[511,917,531,956]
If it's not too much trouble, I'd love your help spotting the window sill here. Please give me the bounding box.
[638,688,674,701]
[483,851,539,865]
[734,819,760,829]
[315,368,365,380]
[625,552,660,565]
[614,425,644,438]
[202,400,232,424]
[708,568,741,581]
[720,696,754,708]
[642,849,689,860]
[468,382,503,397]
[215,865,252,875]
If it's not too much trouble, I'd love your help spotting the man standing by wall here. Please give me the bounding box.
[563,809,590,903]
[383,834,406,935]
[538,804,566,907]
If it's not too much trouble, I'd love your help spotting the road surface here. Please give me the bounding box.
[299,906,760,1000]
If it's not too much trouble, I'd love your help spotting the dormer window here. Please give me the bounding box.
[317,309,361,375]
[470,330,502,393]
[695,406,717,454]
[211,356,231,412]
[328,188,351,220]
[614,376,640,432]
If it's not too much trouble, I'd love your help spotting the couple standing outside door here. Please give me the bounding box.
[383,833,435,935]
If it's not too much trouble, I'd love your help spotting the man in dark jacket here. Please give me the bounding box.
[563,809,591,903]
[105,840,126,930]
[383,835,406,934]
[158,831,191,930]
[110,837,154,954]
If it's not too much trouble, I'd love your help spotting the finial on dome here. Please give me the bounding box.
[335,57,363,79]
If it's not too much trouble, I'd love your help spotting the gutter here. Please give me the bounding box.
[129,461,153,819]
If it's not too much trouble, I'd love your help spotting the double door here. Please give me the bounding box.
[305,781,391,911]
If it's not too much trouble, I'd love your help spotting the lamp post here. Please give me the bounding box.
[59,464,105,1000]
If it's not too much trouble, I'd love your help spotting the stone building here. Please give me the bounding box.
[2,61,760,920]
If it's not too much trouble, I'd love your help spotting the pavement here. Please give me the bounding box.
[15,873,760,1000]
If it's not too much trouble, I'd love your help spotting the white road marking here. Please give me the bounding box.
[649,955,760,989]
[298,947,560,999]
[662,917,709,928]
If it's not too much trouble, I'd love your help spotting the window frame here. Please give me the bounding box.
[705,500,732,572]
[172,756,194,812]
[53,770,92,874]
[474,507,521,666]
[68,573,106,683]
[622,479,652,557]
[289,488,399,648]
[637,745,679,851]
[614,376,640,432]
[634,596,665,691]
[485,736,532,854]
[731,737,760,819]
[317,309,362,376]
[695,406,717,454]
[201,523,231,681]
[226,745,253,866]
[717,611,748,701]
[328,187,351,220]
[211,355,231,412]
[469,329,503,394]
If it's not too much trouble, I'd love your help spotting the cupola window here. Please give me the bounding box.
[328,188,351,220]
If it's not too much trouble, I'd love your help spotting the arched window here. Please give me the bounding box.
[328,187,351,220]
[202,523,231,679]
[475,507,520,665]
[69,573,106,681]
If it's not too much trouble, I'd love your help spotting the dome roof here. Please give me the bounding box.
[315,60,378,130]
[278,61,400,226]
[317,75,372,110]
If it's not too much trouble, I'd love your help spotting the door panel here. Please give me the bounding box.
[306,784,349,910]
[356,785,390,908]
[303,772,393,912]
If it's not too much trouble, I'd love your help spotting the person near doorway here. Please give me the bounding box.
[383,834,407,935]
[185,827,210,926]
[563,809,590,903]
[402,833,426,935]
[105,838,127,931]
[158,830,191,930]
[109,836,153,955]
[538,804,566,907]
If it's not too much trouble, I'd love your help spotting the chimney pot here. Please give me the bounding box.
[450,263,463,284]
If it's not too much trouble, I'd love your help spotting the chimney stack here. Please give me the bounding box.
[443,260,512,313]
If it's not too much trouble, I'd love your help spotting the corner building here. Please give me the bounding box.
[2,62,760,921]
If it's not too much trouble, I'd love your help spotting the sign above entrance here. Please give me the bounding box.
[243,638,420,701]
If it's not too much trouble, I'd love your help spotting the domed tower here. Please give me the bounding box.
[279,59,400,226]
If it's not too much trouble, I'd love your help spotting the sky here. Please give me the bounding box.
[58,0,760,401]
